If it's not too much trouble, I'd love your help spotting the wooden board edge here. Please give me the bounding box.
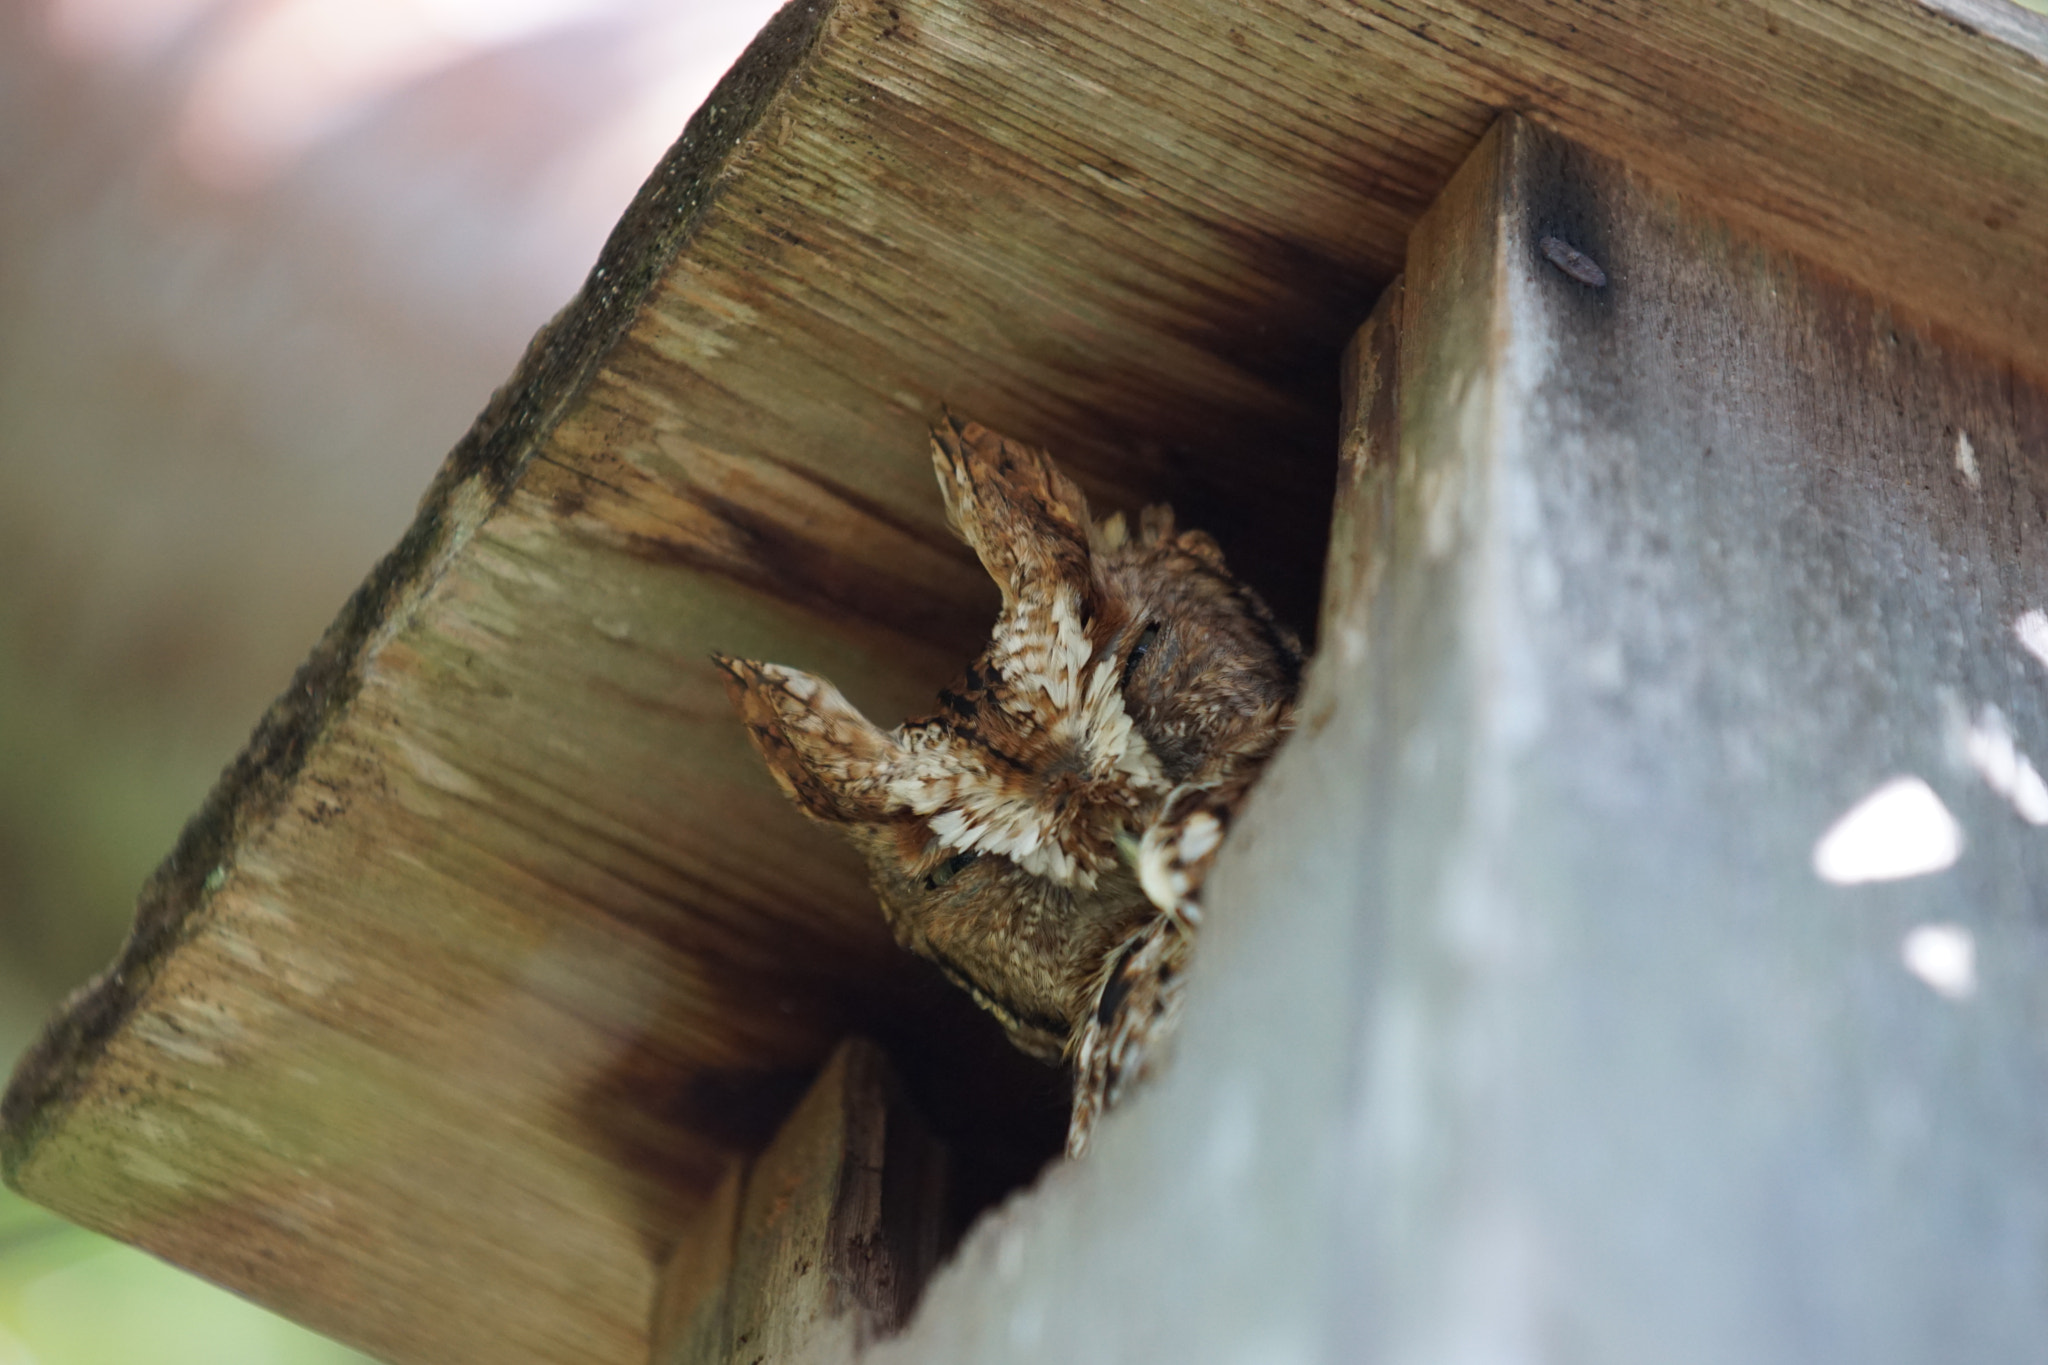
[0,0,846,1188]
[1918,0,2048,68]
[652,1039,950,1365]
[1321,276,1403,648]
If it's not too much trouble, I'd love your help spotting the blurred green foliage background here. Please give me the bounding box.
[0,0,778,1359]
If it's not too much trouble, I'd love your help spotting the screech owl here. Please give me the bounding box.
[715,416,1299,1154]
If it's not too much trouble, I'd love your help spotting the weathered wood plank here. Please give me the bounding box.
[871,115,2048,1363]
[1321,279,1403,659]
[2,8,1066,1363]
[652,1039,947,1365]
[7,0,2048,1359]
[651,1156,743,1365]
[1333,111,2048,1364]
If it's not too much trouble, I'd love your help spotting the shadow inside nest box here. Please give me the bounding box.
[577,942,1069,1264]
[1008,331,1353,655]
[574,305,1364,1277]
[1161,416,1341,653]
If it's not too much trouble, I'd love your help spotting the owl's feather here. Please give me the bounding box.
[718,416,1299,1153]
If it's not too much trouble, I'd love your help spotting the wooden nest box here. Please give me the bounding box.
[11,2,2048,1362]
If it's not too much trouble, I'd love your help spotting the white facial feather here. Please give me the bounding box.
[880,596,1168,886]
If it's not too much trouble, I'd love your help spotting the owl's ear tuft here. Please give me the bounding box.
[713,654,902,824]
[1134,504,1228,570]
[931,414,1094,609]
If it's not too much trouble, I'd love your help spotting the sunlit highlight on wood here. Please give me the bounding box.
[1901,923,1977,1000]
[1813,777,1963,885]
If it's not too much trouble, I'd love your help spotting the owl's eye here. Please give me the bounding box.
[1121,622,1161,689]
[924,849,980,890]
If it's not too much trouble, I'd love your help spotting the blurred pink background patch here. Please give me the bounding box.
[0,2,781,1358]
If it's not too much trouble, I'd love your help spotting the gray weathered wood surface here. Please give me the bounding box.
[870,116,2048,1364]
[5,0,2048,1359]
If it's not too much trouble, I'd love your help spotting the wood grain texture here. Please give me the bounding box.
[1322,279,1403,660]
[652,1039,947,1365]
[1920,0,2048,66]
[5,0,2048,1360]
[871,115,2048,1365]
[1343,111,2048,1365]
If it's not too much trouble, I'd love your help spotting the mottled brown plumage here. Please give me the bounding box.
[716,416,1298,1153]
